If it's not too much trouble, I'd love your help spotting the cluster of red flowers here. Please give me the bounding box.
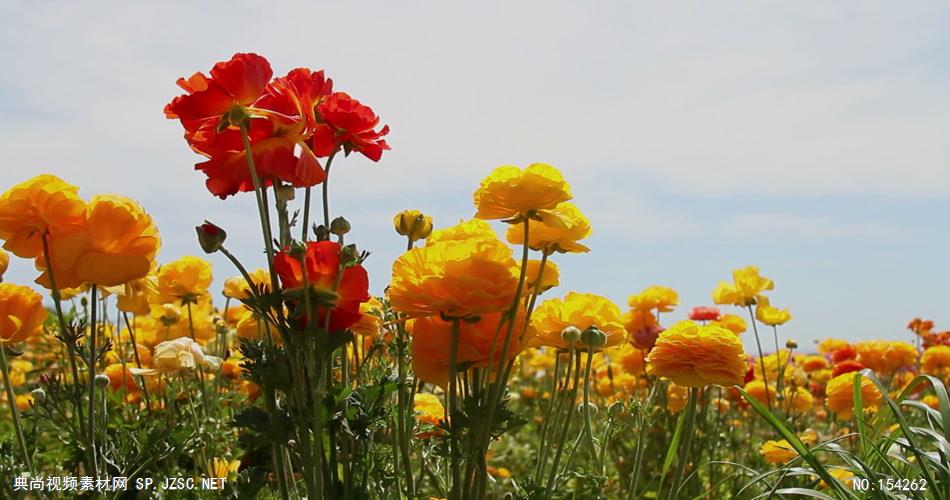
[165,53,390,198]
[909,318,950,348]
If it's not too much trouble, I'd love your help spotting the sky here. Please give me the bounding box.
[0,1,948,353]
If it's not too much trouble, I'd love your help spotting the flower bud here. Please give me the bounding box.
[580,326,607,349]
[393,210,433,242]
[275,185,296,202]
[560,326,581,345]
[577,402,598,415]
[94,374,110,388]
[30,388,46,404]
[196,221,227,254]
[608,401,625,417]
[315,224,330,241]
[330,217,351,236]
[785,339,798,349]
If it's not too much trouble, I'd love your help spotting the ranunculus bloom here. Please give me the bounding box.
[389,223,518,319]
[474,163,573,220]
[798,355,830,373]
[505,202,591,254]
[0,283,47,344]
[817,338,850,354]
[156,256,213,304]
[103,363,140,393]
[831,345,858,363]
[922,345,950,378]
[37,195,160,288]
[667,383,689,413]
[646,320,747,387]
[855,340,918,374]
[712,266,774,307]
[409,309,533,389]
[222,268,271,300]
[713,314,747,335]
[0,248,8,282]
[825,372,882,420]
[688,306,720,322]
[427,219,497,245]
[138,337,221,375]
[0,174,86,259]
[628,285,678,313]
[755,296,792,326]
[525,259,559,294]
[743,380,775,405]
[350,297,384,339]
[311,92,390,161]
[531,292,625,350]
[784,386,815,413]
[393,210,433,243]
[274,241,370,332]
[623,309,661,350]
[831,359,865,377]
[760,439,797,464]
[413,393,445,438]
[113,275,158,316]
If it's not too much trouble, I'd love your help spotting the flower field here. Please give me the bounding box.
[0,52,948,499]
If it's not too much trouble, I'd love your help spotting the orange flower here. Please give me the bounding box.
[0,174,86,259]
[275,241,370,332]
[666,383,689,413]
[0,283,47,344]
[351,297,384,339]
[474,164,573,220]
[646,320,747,387]
[0,248,8,282]
[825,372,882,419]
[37,195,160,288]
[922,346,950,378]
[409,310,533,388]
[103,363,140,393]
[389,223,518,319]
[855,340,918,374]
[505,202,591,254]
[743,380,775,406]
[799,355,830,373]
[760,439,797,464]
[531,292,625,350]
[624,309,661,350]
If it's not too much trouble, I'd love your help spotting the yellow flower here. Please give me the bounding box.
[713,266,774,307]
[713,314,747,335]
[208,458,240,479]
[646,320,747,387]
[0,174,86,259]
[505,202,591,254]
[413,392,445,437]
[473,163,572,220]
[427,219,497,245]
[15,394,33,411]
[393,210,433,243]
[525,259,559,294]
[156,256,213,304]
[666,383,689,413]
[628,285,678,313]
[922,345,950,378]
[817,338,850,354]
[923,394,940,410]
[855,340,918,374]
[111,274,158,316]
[530,292,625,350]
[222,268,270,300]
[760,439,797,464]
[744,380,775,405]
[784,386,815,413]
[820,468,855,489]
[754,295,791,326]
[236,308,263,340]
[0,283,47,344]
[389,223,518,319]
[351,297,384,339]
[825,372,882,419]
[0,248,8,282]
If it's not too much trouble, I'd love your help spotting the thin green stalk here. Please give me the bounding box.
[87,284,100,478]
[448,318,462,500]
[0,343,31,471]
[321,151,337,229]
[546,349,581,493]
[122,312,151,414]
[668,388,699,500]
[747,305,772,411]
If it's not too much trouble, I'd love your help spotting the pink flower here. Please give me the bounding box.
[688,306,721,322]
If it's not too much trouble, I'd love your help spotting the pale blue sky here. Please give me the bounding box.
[1,1,947,352]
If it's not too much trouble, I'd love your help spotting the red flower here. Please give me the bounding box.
[312,92,390,161]
[688,306,721,322]
[274,241,370,332]
[164,52,273,124]
[831,359,864,377]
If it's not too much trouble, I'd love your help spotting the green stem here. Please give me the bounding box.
[668,388,699,500]
[122,312,151,414]
[747,305,772,411]
[448,318,462,500]
[321,151,336,229]
[0,343,31,471]
[87,284,99,477]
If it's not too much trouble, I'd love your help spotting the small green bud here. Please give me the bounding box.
[30,388,46,404]
[580,326,607,348]
[315,224,330,241]
[196,221,227,254]
[94,374,110,388]
[330,216,351,236]
[560,326,581,345]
